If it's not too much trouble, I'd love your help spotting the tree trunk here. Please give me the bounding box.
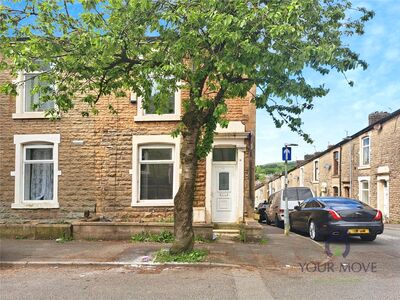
[170,128,199,254]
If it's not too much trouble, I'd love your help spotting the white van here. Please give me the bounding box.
[266,187,314,227]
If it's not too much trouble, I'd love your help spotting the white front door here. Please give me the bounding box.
[212,165,237,223]
[378,179,390,221]
[383,181,390,220]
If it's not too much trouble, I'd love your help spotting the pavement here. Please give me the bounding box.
[0,224,328,269]
[1,224,399,300]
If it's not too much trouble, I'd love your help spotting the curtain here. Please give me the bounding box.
[24,148,54,201]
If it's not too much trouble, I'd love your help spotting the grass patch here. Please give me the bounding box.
[131,230,174,243]
[154,249,208,263]
[259,238,268,245]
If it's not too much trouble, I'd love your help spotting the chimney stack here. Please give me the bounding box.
[369,111,389,125]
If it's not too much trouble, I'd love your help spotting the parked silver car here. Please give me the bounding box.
[266,187,314,228]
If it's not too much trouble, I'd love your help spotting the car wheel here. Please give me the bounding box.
[289,218,294,232]
[360,234,377,241]
[275,215,284,228]
[309,220,324,241]
[258,213,264,223]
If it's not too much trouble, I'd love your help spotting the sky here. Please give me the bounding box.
[256,0,400,165]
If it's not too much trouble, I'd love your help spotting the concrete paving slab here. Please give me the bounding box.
[0,224,328,269]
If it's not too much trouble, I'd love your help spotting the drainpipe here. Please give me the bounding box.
[246,131,255,224]
[339,145,342,196]
[349,143,353,198]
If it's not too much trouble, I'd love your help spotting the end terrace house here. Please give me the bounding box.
[0,67,256,225]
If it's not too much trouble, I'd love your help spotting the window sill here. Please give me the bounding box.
[12,202,60,209]
[312,181,319,184]
[358,165,371,170]
[12,112,48,119]
[131,201,174,207]
[134,114,181,122]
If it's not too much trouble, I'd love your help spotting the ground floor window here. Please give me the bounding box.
[24,145,54,200]
[333,186,339,197]
[12,134,60,209]
[358,177,370,204]
[139,147,174,200]
[131,135,180,206]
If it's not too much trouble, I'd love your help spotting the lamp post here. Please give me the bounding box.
[283,143,298,236]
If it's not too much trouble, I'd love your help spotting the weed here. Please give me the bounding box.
[56,234,73,243]
[154,249,208,263]
[239,228,247,242]
[157,216,174,223]
[259,238,268,245]
[15,236,27,240]
[194,235,214,243]
[131,230,174,243]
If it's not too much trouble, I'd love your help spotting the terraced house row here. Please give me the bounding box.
[268,110,400,223]
[0,67,256,225]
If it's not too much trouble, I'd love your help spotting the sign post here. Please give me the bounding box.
[282,144,297,236]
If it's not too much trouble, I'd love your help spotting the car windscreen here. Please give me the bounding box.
[283,188,313,201]
[323,199,366,210]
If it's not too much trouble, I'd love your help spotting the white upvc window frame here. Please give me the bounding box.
[358,176,370,204]
[313,159,320,183]
[12,70,56,119]
[12,134,61,209]
[131,135,180,206]
[133,80,181,122]
[359,134,371,168]
[211,146,237,165]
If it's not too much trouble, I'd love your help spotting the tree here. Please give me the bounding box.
[0,0,373,253]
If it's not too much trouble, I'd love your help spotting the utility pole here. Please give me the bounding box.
[282,143,298,236]
[284,152,289,236]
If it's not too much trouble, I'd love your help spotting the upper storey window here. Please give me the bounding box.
[361,136,370,166]
[12,63,55,119]
[133,78,181,122]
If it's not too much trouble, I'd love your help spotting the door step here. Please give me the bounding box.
[213,223,241,230]
[213,229,240,240]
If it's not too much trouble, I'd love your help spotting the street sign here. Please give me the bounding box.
[282,147,292,161]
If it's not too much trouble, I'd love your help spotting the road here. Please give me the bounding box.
[1,225,399,300]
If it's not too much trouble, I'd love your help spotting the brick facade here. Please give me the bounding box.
[268,110,400,223]
[0,70,256,224]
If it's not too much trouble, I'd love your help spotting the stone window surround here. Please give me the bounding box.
[11,134,61,209]
[11,70,56,119]
[130,135,180,206]
[312,159,320,183]
[358,176,370,204]
[359,134,371,169]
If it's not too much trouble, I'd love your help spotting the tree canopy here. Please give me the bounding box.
[1,0,373,153]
